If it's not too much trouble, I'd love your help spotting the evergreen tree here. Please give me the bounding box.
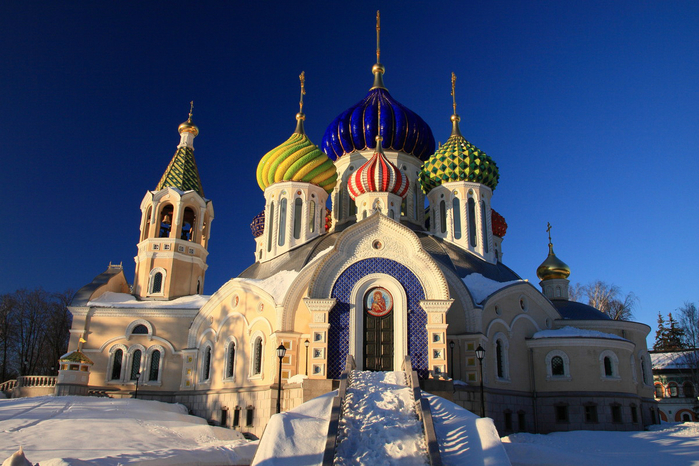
[666,313,686,350]
[654,313,667,351]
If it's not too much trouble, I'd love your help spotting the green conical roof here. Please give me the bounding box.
[156,145,205,197]
[419,117,499,194]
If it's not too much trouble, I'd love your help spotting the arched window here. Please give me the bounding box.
[655,383,664,398]
[668,382,679,397]
[480,201,489,253]
[604,357,613,376]
[159,204,174,238]
[278,197,287,246]
[130,350,142,381]
[496,340,504,378]
[148,350,161,382]
[142,206,152,241]
[132,324,148,335]
[640,356,648,385]
[468,198,477,247]
[309,200,316,233]
[439,200,446,233]
[267,202,275,252]
[181,207,196,241]
[252,337,263,376]
[453,197,462,239]
[111,349,123,381]
[293,197,302,239]
[552,356,565,376]
[202,346,212,382]
[600,350,619,379]
[149,269,166,295]
[225,342,236,379]
[684,381,694,398]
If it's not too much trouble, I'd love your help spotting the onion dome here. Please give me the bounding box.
[257,73,338,194]
[491,209,508,237]
[348,135,409,199]
[420,73,498,194]
[250,211,265,238]
[178,101,199,137]
[321,65,435,161]
[536,223,571,280]
[325,208,332,232]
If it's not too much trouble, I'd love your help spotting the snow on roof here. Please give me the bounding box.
[237,246,333,303]
[532,326,626,340]
[461,273,523,304]
[88,291,210,309]
[651,351,699,369]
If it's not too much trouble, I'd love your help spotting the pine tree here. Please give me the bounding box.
[666,313,686,350]
[654,313,667,351]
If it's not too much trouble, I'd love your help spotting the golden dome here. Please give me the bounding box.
[178,101,199,137]
[536,243,571,281]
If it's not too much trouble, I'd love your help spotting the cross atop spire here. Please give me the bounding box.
[376,10,381,64]
[451,72,457,115]
[188,101,194,122]
[299,71,306,114]
[546,222,553,244]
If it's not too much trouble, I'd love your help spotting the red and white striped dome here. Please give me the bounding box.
[347,139,409,200]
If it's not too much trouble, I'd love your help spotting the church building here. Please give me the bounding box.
[66,22,656,436]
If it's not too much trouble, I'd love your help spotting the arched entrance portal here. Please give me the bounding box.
[363,287,394,371]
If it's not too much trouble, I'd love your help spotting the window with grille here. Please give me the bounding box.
[111,349,123,380]
[551,356,564,376]
[148,350,160,381]
[130,350,142,380]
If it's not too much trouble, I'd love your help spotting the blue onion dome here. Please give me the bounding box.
[250,211,265,238]
[321,64,435,161]
[420,114,499,194]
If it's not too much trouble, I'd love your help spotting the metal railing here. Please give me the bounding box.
[322,354,355,466]
[402,356,443,466]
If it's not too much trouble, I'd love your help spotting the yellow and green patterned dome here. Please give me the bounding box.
[256,112,338,194]
[420,115,499,194]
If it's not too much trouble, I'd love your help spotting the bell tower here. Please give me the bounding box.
[133,103,214,299]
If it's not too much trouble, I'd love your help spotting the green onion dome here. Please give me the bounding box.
[419,115,499,194]
[256,114,338,194]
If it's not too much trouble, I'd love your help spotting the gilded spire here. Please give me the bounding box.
[536,222,571,281]
[376,99,383,149]
[159,102,205,196]
[450,72,463,137]
[295,71,307,134]
[188,101,194,122]
[371,10,387,90]
[178,100,199,137]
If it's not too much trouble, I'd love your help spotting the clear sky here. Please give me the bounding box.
[3,1,698,346]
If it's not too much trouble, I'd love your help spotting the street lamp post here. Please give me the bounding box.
[276,344,287,414]
[449,340,455,379]
[475,344,485,418]
[304,339,310,376]
[134,372,141,399]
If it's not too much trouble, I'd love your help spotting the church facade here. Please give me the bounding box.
[67,46,656,437]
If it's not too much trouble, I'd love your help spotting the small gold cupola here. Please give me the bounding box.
[537,223,571,300]
[178,101,199,137]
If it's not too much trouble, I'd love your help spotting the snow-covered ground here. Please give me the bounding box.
[502,422,699,466]
[2,394,699,466]
[0,396,256,465]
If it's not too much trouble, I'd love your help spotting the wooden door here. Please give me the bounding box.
[363,287,394,371]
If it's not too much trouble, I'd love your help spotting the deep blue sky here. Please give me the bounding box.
[3,1,698,345]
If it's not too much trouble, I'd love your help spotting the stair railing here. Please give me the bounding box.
[322,354,355,466]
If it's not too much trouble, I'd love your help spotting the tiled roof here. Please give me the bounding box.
[156,146,204,196]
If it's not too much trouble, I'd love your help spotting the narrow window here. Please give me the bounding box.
[669,383,679,397]
[480,201,489,253]
[413,184,418,219]
[226,342,236,379]
[517,411,526,432]
[584,405,598,423]
[611,405,622,423]
[278,198,287,246]
[293,198,302,239]
[496,340,504,378]
[551,356,564,376]
[253,337,263,375]
[148,350,161,381]
[682,413,691,422]
[246,406,254,427]
[111,349,123,380]
[203,346,212,381]
[349,197,356,217]
[159,204,173,238]
[555,405,568,423]
[453,197,462,239]
[468,198,477,247]
[655,384,664,398]
[151,272,163,294]
[401,197,406,217]
[439,201,446,233]
[221,408,228,427]
[640,356,648,384]
[364,210,369,219]
[604,357,613,377]
[388,209,394,219]
[631,405,638,423]
[142,206,152,241]
[130,350,142,380]
[182,207,196,241]
[267,202,274,252]
[684,382,694,398]
[309,200,316,233]
[233,407,241,427]
[504,411,513,431]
